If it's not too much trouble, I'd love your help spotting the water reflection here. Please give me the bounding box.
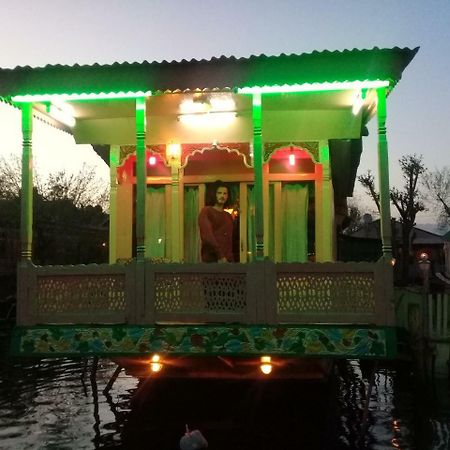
[0,327,449,449]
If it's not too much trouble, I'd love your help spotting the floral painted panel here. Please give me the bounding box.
[12,325,393,358]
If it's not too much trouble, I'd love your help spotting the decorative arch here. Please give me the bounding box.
[181,142,252,168]
[118,144,169,168]
[263,141,319,164]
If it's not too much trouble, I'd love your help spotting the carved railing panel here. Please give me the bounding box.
[277,272,374,314]
[154,273,246,314]
[17,261,392,327]
[36,274,126,314]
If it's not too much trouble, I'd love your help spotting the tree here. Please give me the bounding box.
[357,170,380,213]
[0,154,109,266]
[43,163,108,210]
[424,167,450,228]
[0,155,23,199]
[358,154,427,284]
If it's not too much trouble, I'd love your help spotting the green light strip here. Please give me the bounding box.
[238,80,390,94]
[11,91,152,103]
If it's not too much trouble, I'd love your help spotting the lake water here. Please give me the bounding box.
[0,324,449,450]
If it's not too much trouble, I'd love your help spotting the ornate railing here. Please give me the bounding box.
[17,260,394,327]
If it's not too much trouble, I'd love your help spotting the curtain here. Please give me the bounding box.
[247,185,255,262]
[281,183,309,262]
[145,186,166,259]
[184,186,200,262]
[269,183,275,260]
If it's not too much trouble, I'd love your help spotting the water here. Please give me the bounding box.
[1,324,449,450]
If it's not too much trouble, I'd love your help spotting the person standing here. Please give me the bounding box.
[198,182,234,263]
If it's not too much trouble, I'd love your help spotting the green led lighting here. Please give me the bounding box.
[11,91,152,103]
[238,80,390,95]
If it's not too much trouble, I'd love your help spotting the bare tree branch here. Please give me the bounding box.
[357,170,381,213]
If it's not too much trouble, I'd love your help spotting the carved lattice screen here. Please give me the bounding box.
[155,273,246,314]
[36,275,126,314]
[277,272,375,314]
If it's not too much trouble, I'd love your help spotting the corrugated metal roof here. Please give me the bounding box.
[0,47,419,97]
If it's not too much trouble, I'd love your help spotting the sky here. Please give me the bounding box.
[0,0,449,228]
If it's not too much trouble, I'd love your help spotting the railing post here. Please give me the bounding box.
[144,261,156,324]
[16,261,35,326]
[264,261,278,324]
[373,260,394,326]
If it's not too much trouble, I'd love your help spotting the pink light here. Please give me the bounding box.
[149,156,156,166]
[289,153,295,166]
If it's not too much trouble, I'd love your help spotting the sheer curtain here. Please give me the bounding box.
[145,186,166,259]
[247,185,255,262]
[281,183,309,262]
[184,186,200,262]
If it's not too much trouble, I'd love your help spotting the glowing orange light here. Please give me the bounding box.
[419,252,429,261]
[150,354,163,373]
[167,143,181,158]
[260,356,272,375]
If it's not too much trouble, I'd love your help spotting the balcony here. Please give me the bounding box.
[17,260,394,327]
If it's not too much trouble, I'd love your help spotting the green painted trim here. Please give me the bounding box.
[10,324,396,359]
[12,91,152,102]
[238,80,390,95]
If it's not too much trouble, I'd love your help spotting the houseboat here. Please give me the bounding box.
[0,47,418,377]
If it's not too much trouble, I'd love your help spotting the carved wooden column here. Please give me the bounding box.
[171,165,182,262]
[252,93,264,261]
[109,145,120,263]
[20,103,33,262]
[135,98,146,261]
[316,140,334,262]
[167,143,182,262]
[377,88,392,258]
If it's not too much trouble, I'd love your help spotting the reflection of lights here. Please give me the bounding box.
[166,143,181,165]
[48,104,76,127]
[178,112,236,127]
[352,90,364,115]
[179,94,236,127]
[391,258,396,266]
[149,156,156,165]
[157,238,163,244]
[260,356,272,375]
[289,153,296,166]
[102,242,106,247]
[209,96,235,111]
[150,354,163,373]
[180,94,235,115]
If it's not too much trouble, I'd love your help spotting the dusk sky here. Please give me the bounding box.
[1,0,449,226]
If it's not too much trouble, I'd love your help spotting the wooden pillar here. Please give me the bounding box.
[315,140,334,262]
[135,98,146,261]
[171,165,183,262]
[252,93,264,261]
[377,88,392,258]
[262,164,270,258]
[20,103,33,262]
[109,145,120,263]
